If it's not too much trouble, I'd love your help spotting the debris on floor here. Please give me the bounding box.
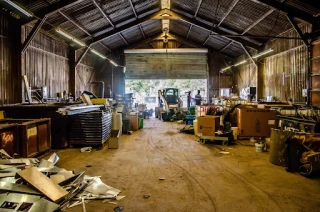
[219,151,230,155]
[159,177,165,180]
[0,150,123,211]
[81,147,93,153]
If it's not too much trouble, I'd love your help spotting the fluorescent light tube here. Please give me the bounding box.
[221,67,231,71]
[91,49,106,59]
[56,28,73,40]
[56,28,85,47]
[3,0,33,17]
[72,38,85,47]
[234,60,246,66]
[109,60,119,67]
[252,49,273,59]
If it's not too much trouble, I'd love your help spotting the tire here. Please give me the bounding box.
[222,140,228,146]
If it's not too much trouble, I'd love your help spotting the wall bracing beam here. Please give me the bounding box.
[22,15,48,54]
[75,46,91,66]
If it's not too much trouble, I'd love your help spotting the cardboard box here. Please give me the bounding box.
[237,108,277,138]
[108,130,120,149]
[197,116,220,136]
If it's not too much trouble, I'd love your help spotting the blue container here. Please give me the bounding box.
[185,115,195,125]
[186,120,194,125]
[185,115,195,120]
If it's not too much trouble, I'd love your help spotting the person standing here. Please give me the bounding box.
[187,91,191,109]
[195,90,202,106]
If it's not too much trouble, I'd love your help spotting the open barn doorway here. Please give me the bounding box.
[125,79,207,114]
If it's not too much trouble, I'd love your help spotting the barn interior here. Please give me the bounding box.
[0,0,320,211]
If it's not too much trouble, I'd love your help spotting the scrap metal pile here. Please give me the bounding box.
[0,151,123,211]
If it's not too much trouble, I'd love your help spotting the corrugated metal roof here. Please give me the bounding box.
[12,0,319,59]
[220,41,244,57]
[247,10,292,39]
[140,20,162,37]
[121,26,144,44]
[223,0,270,33]
[283,0,320,16]
[170,20,190,38]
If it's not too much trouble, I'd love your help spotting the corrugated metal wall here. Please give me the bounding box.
[0,14,20,105]
[208,52,233,99]
[234,63,257,97]
[21,26,100,100]
[234,24,311,102]
[264,46,308,102]
[75,49,99,97]
[21,26,70,100]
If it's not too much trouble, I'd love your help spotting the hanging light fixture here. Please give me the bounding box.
[109,60,119,67]
[220,49,274,71]
[90,49,107,59]
[56,28,85,47]
[3,0,33,17]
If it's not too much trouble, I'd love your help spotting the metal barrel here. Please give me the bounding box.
[269,129,294,166]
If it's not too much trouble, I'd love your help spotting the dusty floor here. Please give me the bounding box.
[52,117,320,212]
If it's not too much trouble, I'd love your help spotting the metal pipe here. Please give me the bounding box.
[90,81,105,98]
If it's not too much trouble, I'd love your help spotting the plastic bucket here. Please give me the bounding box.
[231,127,238,140]
[255,143,265,152]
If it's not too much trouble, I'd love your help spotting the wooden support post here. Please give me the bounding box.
[69,48,76,98]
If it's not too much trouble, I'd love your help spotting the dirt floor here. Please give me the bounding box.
[52,117,320,212]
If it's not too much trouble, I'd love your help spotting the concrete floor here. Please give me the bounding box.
[54,117,320,212]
